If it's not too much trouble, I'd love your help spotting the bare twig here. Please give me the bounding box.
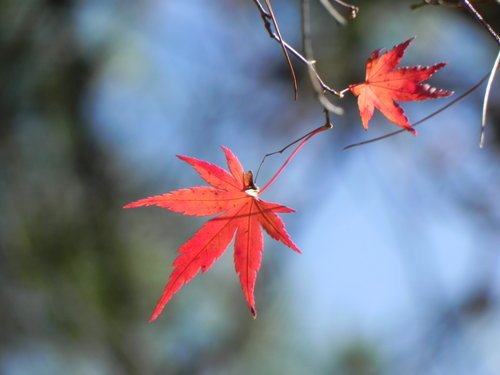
[411,0,462,9]
[262,0,299,99]
[251,0,345,105]
[332,0,360,18]
[461,0,500,45]
[343,74,489,150]
[301,0,344,114]
[257,115,333,192]
[413,1,500,45]
[318,0,347,25]
[480,50,500,148]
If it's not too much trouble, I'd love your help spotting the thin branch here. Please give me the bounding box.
[275,37,345,102]
[411,1,499,45]
[318,0,347,25]
[331,0,359,18]
[263,0,299,99]
[461,0,500,45]
[480,50,500,148]
[343,74,489,150]
[259,120,333,193]
[255,109,332,183]
[255,134,309,183]
[411,0,462,9]
[301,0,344,114]
[251,0,344,104]
[252,0,270,14]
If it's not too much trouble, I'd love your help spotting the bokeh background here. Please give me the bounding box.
[1,0,499,374]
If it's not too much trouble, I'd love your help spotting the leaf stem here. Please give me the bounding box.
[260,120,332,194]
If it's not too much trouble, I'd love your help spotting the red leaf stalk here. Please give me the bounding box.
[260,124,331,194]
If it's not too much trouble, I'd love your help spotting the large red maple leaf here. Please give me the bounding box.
[349,37,453,135]
[124,146,300,321]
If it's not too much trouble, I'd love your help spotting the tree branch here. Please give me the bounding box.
[461,0,500,45]
[480,50,500,147]
[412,0,499,45]
[251,0,345,110]
[301,0,344,114]
[262,0,299,99]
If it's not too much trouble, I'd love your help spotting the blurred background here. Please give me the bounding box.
[1,0,499,374]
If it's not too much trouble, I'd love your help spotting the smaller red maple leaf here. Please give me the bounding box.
[348,37,453,135]
[124,147,301,321]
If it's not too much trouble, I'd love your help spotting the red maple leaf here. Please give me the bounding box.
[124,146,300,321]
[348,37,453,135]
